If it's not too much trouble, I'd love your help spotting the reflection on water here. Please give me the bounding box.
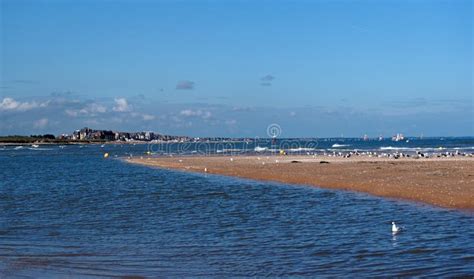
[0,145,473,277]
[392,234,399,248]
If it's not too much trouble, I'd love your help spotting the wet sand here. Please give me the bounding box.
[126,156,474,210]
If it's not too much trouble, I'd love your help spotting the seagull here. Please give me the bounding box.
[392,221,401,234]
[230,158,234,162]
[204,168,208,172]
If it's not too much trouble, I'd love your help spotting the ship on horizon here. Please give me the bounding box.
[392,133,405,142]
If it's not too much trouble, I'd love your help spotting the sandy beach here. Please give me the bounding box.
[126,155,474,210]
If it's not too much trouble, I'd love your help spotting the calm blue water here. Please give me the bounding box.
[1,141,473,277]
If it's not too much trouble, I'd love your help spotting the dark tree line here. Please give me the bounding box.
[30,134,56,139]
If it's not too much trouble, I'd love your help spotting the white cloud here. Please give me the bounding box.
[180,109,196,116]
[88,103,107,113]
[65,109,79,117]
[65,103,107,117]
[176,80,195,90]
[113,98,131,112]
[130,112,156,121]
[225,119,237,125]
[142,114,155,121]
[34,118,49,128]
[180,109,212,119]
[0,97,47,112]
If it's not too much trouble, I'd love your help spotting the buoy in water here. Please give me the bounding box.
[103,153,109,158]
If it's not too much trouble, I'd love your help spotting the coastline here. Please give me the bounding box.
[126,155,474,210]
[0,141,154,146]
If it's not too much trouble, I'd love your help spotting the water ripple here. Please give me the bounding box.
[0,145,473,277]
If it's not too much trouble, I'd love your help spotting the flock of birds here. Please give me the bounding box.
[319,150,473,159]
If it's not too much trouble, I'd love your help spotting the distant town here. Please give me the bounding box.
[0,127,240,144]
[61,127,190,142]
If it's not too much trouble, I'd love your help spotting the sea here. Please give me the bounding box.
[1,137,473,277]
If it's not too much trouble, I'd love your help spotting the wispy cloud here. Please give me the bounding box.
[11,79,38,84]
[113,98,131,112]
[349,24,369,33]
[380,97,472,116]
[180,109,212,119]
[225,119,237,125]
[261,74,275,81]
[0,94,471,137]
[232,106,255,112]
[142,114,155,121]
[34,118,49,129]
[0,97,48,112]
[129,112,156,121]
[176,80,195,90]
[260,74,275,86]
[65,103,107,117]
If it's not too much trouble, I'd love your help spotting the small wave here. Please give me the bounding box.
[267,148,279,153]
[254,146,281,153]
[287,147,316,152]
[380,146,414,151]
[327,149,351,152]
[332,144,350,148]
[254,146,268,152]
[216,149,244,153]
[14,146,24,150]
[27,147,53,151]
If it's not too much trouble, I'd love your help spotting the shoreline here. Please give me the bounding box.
[125,155,474,210]
[0,141,158,146]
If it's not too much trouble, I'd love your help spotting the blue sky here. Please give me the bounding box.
[1,0,472,137]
